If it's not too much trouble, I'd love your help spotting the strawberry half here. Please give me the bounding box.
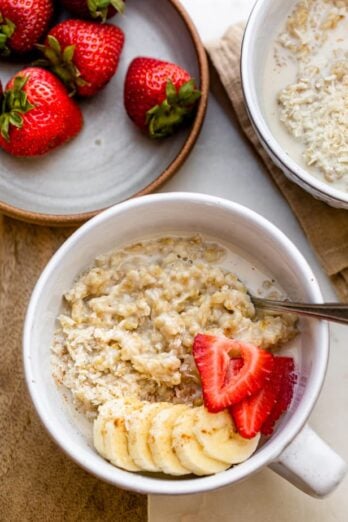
[260,357,297,436]
[230,356,297,439]
[0,0,53,55]
[192,334,274,413]
[0,67,83,157]
[124,57,201,138]
[61,0,125,22]
[36,19,125,97]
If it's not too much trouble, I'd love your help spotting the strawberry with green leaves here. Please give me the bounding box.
[0,0,53,55]
[61,0,125,22]
[0,67,83,156]
[124,57,201,138]
[36,19,125,97]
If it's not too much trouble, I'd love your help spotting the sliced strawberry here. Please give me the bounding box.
[261,357,297,436]
[224,357,244,385]
[193,334,274,413]
[230,356,296,439]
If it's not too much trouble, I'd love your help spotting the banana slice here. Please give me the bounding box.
[172,408,230,476]
[93,413,108,459]
[148,404,191,476]
[102,397,143,472]
[127,402,171,472]
[192,407,260,464]
[94,399,127,459]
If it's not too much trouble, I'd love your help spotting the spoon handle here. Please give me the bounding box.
[252,297,348,324]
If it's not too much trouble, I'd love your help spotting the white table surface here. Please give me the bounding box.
[149,1,348,520]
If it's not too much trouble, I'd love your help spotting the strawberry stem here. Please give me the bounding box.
[35,35,89,97]
[87,0,125,22]
[146,79,201,139]
[0,76,34,141]
[0,11,16,56]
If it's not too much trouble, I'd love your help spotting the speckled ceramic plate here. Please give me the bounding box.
[0,0,208,225]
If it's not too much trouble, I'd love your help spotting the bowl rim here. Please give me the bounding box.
[0,0,209,227]
[23,192,329,495]
[241,0,348,206]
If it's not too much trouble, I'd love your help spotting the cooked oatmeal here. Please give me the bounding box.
[264,0,348,186]
[52,236,297,417]
[278,0,347,58]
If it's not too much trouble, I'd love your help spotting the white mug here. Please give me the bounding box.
[23,193,346,497]
[241,0,348,209]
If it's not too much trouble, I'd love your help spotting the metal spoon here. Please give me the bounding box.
[251,296,348,325]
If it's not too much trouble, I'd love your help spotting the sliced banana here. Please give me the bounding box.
[94,399,126,459]
[127,402,172,472]
[101,397,143,472]
[172,408,230,476]
[94,398,261,477]
[149,404,191,476]
[93,412,108,459]
[192,407,260,464]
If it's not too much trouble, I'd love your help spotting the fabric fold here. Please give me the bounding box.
[0,215,146,520]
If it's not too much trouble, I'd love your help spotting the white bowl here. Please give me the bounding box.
[241,0,348,209]
[24,193,344,496]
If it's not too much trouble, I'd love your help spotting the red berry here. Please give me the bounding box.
[230,356,297,439]
[260,357,297,435]
[61,0,125,22]
[224,357,244,385]
[0,0,53,54]
[192,334,274,413]
[37,19,124,97]
[0,67,83,157]
[124,57,201,138]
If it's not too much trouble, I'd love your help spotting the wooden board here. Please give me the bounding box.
[0,216,147,521]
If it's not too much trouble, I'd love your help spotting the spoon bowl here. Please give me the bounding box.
[252,296,348,324]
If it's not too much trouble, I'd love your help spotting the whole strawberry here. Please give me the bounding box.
[124,57,201,138]
[61,0,125,22]
[36,19,125,97]
[0,0,53,55]
[0,67,83,156]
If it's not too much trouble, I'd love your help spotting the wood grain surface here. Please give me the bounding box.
[0,216,147,521]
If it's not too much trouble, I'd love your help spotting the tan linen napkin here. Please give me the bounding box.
[0,216,147,521]
[206,24,348,302]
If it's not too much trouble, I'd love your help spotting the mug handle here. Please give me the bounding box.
[269,425,347,497]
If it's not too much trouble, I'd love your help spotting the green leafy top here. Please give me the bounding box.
[146,79,201,139]
[0,11,16,56]
[36,35,88,96]
[87,0,125,22]
[0,76,34,141]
